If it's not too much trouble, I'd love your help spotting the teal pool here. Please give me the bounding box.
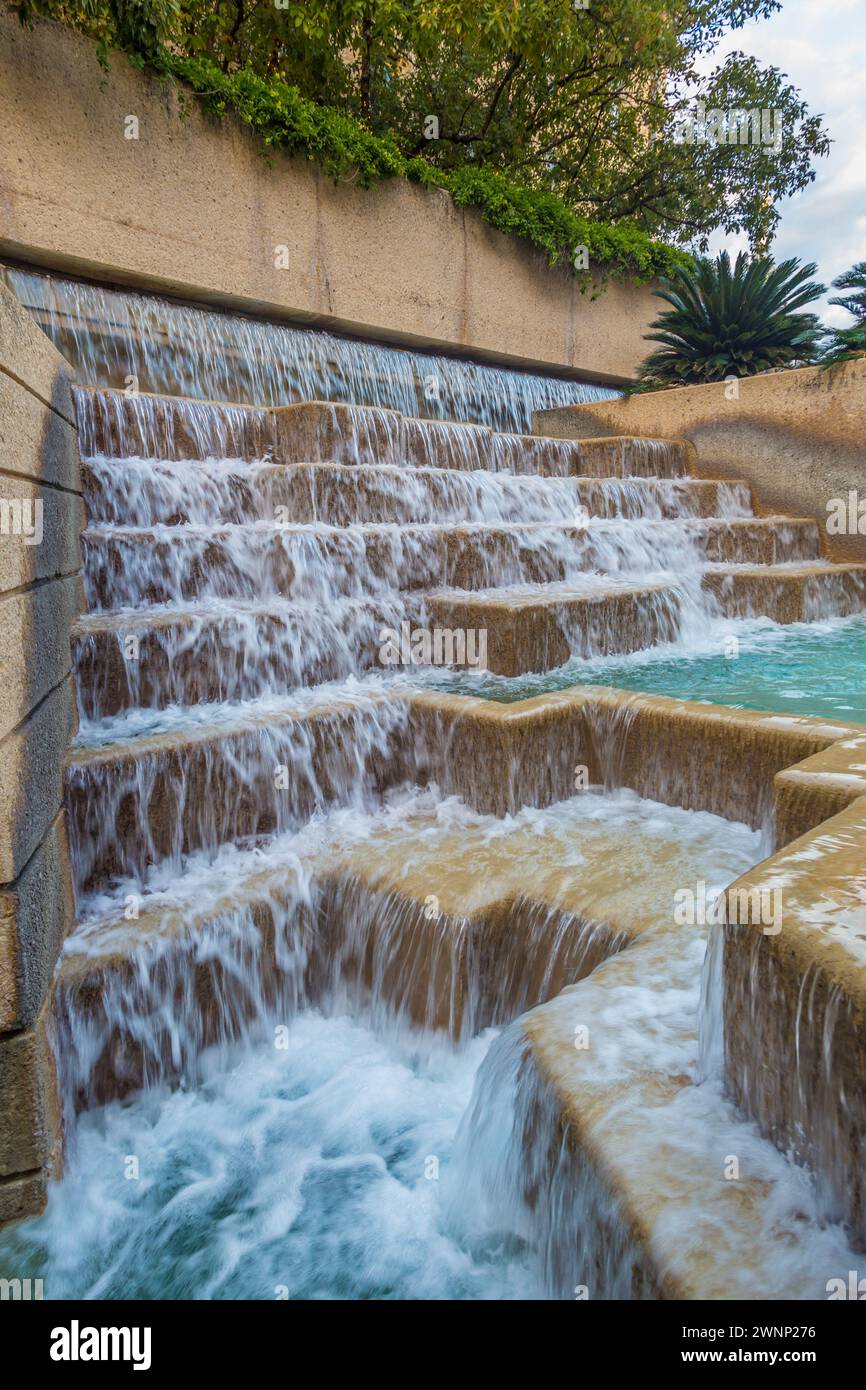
[437,615,866,724]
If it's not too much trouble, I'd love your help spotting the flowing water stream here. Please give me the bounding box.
[2,268,862,1300]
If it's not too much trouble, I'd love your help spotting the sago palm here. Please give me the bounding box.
[638,251,825,386]
[822,260,866,364]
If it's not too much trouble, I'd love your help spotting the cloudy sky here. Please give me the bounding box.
[702,0,866,326]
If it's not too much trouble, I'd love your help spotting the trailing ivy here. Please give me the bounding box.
[157,55,689,286]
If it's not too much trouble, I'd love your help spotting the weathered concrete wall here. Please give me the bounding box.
[0,14,658,386]
[0,281,82,1224]
[535,360,866,561]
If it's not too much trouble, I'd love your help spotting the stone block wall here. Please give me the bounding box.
[0,281,82,1224]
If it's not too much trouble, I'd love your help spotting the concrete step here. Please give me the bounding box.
[81,457,753,528]
[68,680,857,899]
[704,561,866,622]
[78,387,694,479]
[496,913,857,1298]
[76,385,274,460]
[65,690,418,897]
[272,403,694,477]
[72,596,417,719]
[72,579,682,715]
[425,559,865,678]
[722,792,866,1248]
[80,518,820,611]
[55,791,736,1107]
[427,581,684,676]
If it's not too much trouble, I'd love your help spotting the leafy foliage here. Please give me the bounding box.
[5,5,691,282]
[822,261,866,365]
[637,250,825,385]
[8,0,830,256]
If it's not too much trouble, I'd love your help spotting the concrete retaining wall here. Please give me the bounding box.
[0,13,658,386]
[535,360,866,561]
[0,281,82,1224]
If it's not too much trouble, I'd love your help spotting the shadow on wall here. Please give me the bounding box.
[0,280,83,1224]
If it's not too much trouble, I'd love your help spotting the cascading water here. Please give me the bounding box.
[3,265,863,1300]
[5,267,619,433]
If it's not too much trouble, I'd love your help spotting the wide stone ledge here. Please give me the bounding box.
[774,732,866,847]
[407,687,865,826]
[507,916,854,1299]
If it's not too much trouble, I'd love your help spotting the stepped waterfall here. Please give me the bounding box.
[2,268,864,1300]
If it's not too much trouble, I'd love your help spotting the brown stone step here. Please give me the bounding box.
[55,792,728,1106]
[271,402,694,477]
[506,914,851,1298]
[76,387,698,480]
[68,682,865,899]
[704,561,866,622]
[82,459,753,528]
[423,554,855,680]
[76,385,274,460]
[427,581,683,675]
[406,687,863,824]
[81,518,820,611]
[72,597,417,719]
[65,691,418,897]
[721,793,866,1249]
[71,579,682,714]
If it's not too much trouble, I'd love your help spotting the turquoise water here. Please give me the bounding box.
[437,615,866,724]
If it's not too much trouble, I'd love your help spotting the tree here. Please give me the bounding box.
[822,262,866,365]
[9,0,830,253]
[637,250,825,385]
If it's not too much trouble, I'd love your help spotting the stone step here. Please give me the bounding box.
[81,457,753,528]
[272,403,693,476]
[492,914,858,1298]
[55,790,734,1108]
[703,561,866,622]
[71,596,420,719]
[65,690,418,898]
[72,577,687,716]
[425,560,864,678]
[721,792,866,1249]
[76,385,273,461]
[78,387,694,479]
[427,581,684,676]
[774,729,866,847]
[68,682,858,900]
[80,518,820,611]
